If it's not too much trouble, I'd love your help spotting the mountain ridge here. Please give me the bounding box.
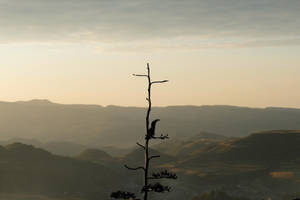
[4,99,300,110]
[2,99,300,147]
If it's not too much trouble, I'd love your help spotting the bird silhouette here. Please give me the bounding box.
[147,119,160,139]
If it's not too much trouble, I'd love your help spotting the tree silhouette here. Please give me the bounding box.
[111,63,177,200]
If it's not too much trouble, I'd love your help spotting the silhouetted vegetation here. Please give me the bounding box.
[111,64,177,200]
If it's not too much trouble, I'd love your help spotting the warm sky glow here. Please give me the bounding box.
[0,0,300,107]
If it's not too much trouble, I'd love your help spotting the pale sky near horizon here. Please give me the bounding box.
[0,0,300,107]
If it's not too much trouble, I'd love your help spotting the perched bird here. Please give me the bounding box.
[147,119,160,139]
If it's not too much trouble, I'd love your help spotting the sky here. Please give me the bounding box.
[0,0,300,107]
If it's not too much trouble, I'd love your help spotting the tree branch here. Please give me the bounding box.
[151,80,169,84]
[133,74,148,77]
[136,142,145,150]
[124,165,145,171]
[148,155,160,161]
[152,134,169,140]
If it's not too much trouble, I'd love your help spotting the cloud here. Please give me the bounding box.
[96,37,300,52]
[0,0,299,48]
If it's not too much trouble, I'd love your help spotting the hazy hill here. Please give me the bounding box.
[2,100,300,147]
[76,148,114,165]
[43,141,88,157]
[0,138,89,157]
[0,138,134,157]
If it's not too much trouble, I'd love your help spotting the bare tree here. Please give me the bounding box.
[111,63,177,200]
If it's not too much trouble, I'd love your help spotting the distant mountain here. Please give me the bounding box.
[0,143,122,200]
[100,146,134,157]
[2,100,300,147]
[43,141,88,157]
[0,138,133,157]
[76,148,114,164]
[0,138,43,148]
[15,99,53,105]
[0,138,89,157]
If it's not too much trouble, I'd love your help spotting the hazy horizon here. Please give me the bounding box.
[3,98,300,109]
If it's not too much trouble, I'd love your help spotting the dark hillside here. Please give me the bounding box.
[0,143,121,200]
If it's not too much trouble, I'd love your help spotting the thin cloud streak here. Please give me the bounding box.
[0,0,299,48]
[100,37,300,52]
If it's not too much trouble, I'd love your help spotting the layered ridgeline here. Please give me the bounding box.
[1,100,300,147]
[0,131,299,200]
